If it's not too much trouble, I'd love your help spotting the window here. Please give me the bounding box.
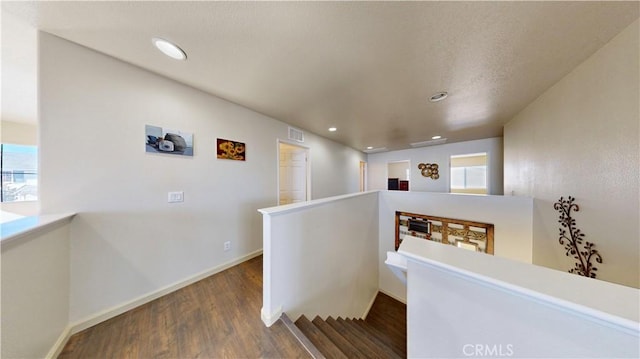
[451,166,487,189]
[450,153,487,194]
[1,144,38,202]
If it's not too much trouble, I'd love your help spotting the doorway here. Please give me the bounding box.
[387,160,410,191]
[278,141,310,205]
[359,161,367,192]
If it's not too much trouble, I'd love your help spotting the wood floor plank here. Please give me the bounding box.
[295,315,347,359]
[312,316,365,358]
[58,256,310,358]
[147,296,179,358]
[341,318,400,359]
[353,319,406,358]
[325,317,386,359]
[364,293,407,358]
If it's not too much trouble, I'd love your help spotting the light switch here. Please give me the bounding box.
[168,191,184,203]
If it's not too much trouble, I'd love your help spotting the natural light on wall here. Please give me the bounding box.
[450,153,487,194]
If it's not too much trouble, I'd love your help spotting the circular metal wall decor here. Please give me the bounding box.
[418,163,439,179]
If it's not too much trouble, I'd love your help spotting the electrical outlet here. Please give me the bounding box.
[223,241,231,252]
[168,191,184,203]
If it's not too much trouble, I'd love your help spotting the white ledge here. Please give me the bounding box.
[398,235,640,333]
[258,190,379,216]
[1,213,76,246]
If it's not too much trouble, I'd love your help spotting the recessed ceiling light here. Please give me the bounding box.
[432,135,442,140]
[367,146,373,150]
[328,127,337,132]
[429,92,448,102]
[152,38,187,60]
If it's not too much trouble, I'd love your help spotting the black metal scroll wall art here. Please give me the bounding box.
[554,196,603,278]
[418,163,439,180]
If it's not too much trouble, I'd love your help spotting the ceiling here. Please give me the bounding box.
[2,1,638,151]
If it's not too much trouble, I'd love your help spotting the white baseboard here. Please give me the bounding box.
[68,249,263,335]
[261,305,283,327]
[45,325,72,359]
[379,288,407,305]
[361,290,379,319]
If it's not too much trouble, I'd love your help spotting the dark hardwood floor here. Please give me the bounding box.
[59,256,311,358]
[364,292,407,358]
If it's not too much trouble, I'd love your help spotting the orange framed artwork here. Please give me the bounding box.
[216,138,246,161]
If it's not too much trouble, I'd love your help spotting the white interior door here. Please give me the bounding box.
[279,143,309,205]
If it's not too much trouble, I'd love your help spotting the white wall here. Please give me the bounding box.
[400,237,639,358]
[387,161,409,180]
[1,219,71,359]
[400,241,640,358]
[378,191,533,302]
[1,11,38,124]
[368,137,503,195]
[260,192,379,324]
[307,134,365,199]
[38,33,365,324]
[504,20,639,288]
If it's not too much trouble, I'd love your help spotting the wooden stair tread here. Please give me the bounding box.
[291,292,407,359]
[295,315,347,359]
[365,314,406,343]
[281,313,325,359]
[347,319,403,359]
[365,315,407,357]
[325,317,387,359]
[337,318,401,359]
[364,294,406,348]
[367,295,406,319]
[312,316,367,359]
[326,317,379,358]
[353,319,406,358]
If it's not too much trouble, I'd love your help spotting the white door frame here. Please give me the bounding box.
[359,161,367,192]
[277,139,311,205]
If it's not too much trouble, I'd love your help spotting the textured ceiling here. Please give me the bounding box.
[3,1,638,151]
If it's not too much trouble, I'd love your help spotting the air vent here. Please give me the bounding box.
[363,147,388,154]
[288,127,305,143]
[410,138,447,148]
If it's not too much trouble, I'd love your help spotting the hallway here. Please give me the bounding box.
[59,256,310,358]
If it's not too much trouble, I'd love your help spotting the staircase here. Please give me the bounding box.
[287,293,407,359]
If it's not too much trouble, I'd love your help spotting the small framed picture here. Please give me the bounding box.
[145,125,193,156]
[217,138,246,161]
